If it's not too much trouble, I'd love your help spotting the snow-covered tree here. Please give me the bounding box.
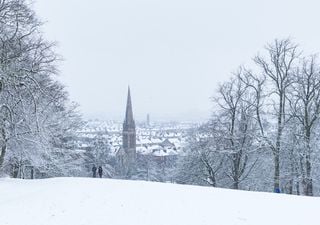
[0,0,83,178]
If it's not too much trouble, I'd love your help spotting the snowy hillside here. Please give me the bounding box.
[0,178,319,225]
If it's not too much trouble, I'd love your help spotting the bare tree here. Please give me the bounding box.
[254,38,300,192]
[288,55,320,196]
[214,72,257,189]
[175,123,224,187]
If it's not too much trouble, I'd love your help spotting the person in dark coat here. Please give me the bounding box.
[98,166,103,178]
[92,165,97,178]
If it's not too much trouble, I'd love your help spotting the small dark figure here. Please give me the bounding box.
[275,188,281,193]
[31,167,34,179]
[98,166,103,178]
[92,165,97,178]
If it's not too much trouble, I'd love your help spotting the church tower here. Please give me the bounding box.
[122,87,136,158]
[117,87,136,177]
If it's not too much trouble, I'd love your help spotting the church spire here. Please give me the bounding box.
[121,86,136,172]
[124,86,134,125]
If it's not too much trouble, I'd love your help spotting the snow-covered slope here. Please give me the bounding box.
[0,178,319,225]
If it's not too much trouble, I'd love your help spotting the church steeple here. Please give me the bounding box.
[117,87,137,177]
[124,86,134,126]
[122,86,136,158]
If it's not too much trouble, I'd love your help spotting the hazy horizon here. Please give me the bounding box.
[34,0,320,122]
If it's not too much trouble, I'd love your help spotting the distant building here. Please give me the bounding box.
[116,87,137,176]
[146,114,150,127]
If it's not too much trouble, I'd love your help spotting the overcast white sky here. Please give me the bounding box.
[34,0,320,122]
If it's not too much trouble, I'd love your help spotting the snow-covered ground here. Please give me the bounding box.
[0,178,319,225]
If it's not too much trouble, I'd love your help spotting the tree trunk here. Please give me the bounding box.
[0,127,7,169]
[0,143,6,169]
[305,155,313,196]
[274,152,280,192]
[304,128,313,196]
[274,92,284,192]
[287,180,293,194]
[233,181,239,189]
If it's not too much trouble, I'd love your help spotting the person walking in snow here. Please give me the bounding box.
[92,165,97,178]
[98,166,103,178]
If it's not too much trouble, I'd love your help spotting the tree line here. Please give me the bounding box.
[177,38,320,196]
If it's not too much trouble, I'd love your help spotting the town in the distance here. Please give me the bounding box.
[70,87,199,181]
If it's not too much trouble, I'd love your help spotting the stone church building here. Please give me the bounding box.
[116,87,137,177]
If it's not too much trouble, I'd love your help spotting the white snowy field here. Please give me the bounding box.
[0,178,319,225]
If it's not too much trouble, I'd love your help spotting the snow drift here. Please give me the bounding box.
[0,177,319,225]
